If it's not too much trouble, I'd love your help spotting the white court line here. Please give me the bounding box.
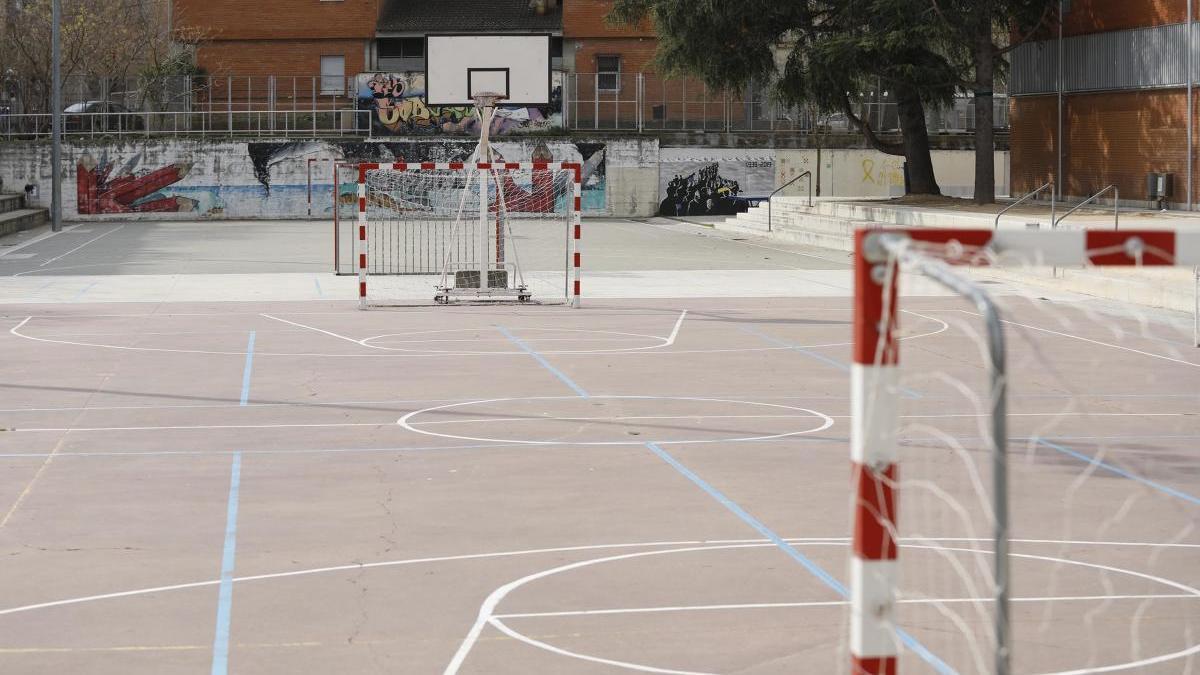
[259,313,365,346]
[6,411,1193,434]
[444,540,1200,675]
[408,413,817,427]
[0,223,82,259]
[488,616,709,675]
[0,537,1194,619]
[442,544,769,675]
[957,309,1200,368]
[494,593,1199,619]
[9,408,1185,432]
[35,224,125,268]
[666,310,687,345]
[4,391,1195,415]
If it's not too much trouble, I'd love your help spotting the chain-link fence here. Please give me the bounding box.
[0,74,364,139]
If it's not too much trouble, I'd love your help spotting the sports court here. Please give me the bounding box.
[0,209,1197,674]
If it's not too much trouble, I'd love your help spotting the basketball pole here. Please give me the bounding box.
[475,97,498,291]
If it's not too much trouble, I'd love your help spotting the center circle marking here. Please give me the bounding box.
[397,396,835,445]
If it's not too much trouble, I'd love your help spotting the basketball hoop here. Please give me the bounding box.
[472,92,508,110]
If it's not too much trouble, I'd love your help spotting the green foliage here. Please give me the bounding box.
[609,0,958,114]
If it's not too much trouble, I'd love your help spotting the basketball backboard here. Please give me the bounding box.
[425,34,552,107]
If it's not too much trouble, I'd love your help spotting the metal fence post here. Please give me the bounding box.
[637,73,644,133]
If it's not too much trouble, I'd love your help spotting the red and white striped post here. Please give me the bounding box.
[849,226,1200,674]
[571,163,582,308]
[851,228,900,675]
[356,163,374,309]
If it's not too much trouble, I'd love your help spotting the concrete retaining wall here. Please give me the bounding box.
[776,149,1010,200]
[0,138,643,220]
[0,137,1008,221]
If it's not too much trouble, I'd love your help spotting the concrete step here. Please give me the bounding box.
[0,208,48,237]
[813,201,1045,229]
[0,193,25,215]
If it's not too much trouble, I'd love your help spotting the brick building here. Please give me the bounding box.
[173,0,381,86]
[1009,0,1196,208]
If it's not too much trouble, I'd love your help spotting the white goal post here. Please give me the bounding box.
[355,161,582,308]
[850,226,1200,675]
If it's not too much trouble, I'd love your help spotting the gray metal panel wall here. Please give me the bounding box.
[1011,22,1191,95]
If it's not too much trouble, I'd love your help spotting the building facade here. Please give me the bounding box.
[173,0,380,82]
[1009,0,1196,208]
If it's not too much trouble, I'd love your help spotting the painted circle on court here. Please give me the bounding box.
[489,541,1200,675]
[361,327,670,354]
[397,395,834,445]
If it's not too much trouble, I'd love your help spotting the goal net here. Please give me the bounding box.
[850,228,1199,675]
[355,161,581,307]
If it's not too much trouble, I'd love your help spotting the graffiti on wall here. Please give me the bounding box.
[356,72,563,136]
[76,152,201,214]
[658,150,774,217]
[860,157,904,187]
[248,139,606,214]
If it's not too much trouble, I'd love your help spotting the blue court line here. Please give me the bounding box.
[739,326,923,399]
[1036,438,1200,507]
[496,325,589,398]
[239,331,255,407]
[211,452,242,675]
[70,282,96,302]
[643,441,956,674]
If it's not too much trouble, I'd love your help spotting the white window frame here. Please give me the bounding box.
[320,55,346,95]
[596,55,621,92]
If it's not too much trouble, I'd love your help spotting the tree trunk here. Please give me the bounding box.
[973,22,996,204]
[895,84,940,195]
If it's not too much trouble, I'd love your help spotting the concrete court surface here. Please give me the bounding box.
[0,217,1197,674]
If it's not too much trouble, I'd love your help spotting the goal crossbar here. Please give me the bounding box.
[850,227,1198,675]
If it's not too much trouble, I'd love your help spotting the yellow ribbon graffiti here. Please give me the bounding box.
[861,159,876,184]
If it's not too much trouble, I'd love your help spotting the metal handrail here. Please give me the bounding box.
[994,181,1054,230]
[767,170,812,232]
[1053,184,1119,230]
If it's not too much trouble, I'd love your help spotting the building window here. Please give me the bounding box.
[378,37,425,59]
[597,55,620,91]
[320,55,345,94]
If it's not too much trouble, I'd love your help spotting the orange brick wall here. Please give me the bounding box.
[175,0,380,40]
[1011,89,1196,203]
[564,0,654,38]
[574,39,657,75]
[197,40,367,78]
[1062,0,1186,36]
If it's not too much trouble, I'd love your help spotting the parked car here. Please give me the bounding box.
[64,101,144,132]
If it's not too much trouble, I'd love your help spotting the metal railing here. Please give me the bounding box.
[1053,184,1119,230]
[1,108,368,139]
[994,181,1054,230]
[768,170,812,232]
[0,71,1010,139]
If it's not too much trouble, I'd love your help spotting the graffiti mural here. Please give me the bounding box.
[248,139,606,215]
[76,152,200,214]
[658,149,774,217]
[356,72,563,136]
